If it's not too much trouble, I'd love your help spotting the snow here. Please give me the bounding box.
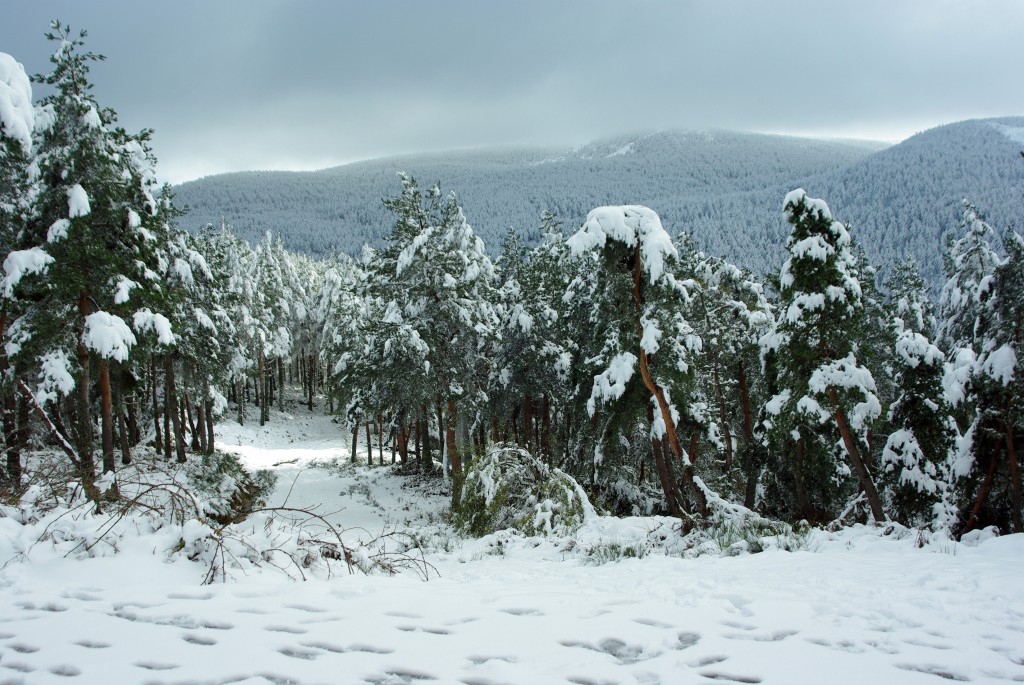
[67,184,90,218]
[35,350,75,404]
[587,351,638,416]
[0,52,33,151]
[46,218,70,244]
[0,405,1022,684]
[978,344,1016,386]
[568,205,677,283]
[783,188,832,221]
[2,247,53,298]
[133,308,175,346]
[895,330,944,368]
[83,311,136,362]
[113,275,138,305]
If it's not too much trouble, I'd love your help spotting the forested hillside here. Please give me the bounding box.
[174,131,884,271]
[175,118,1024,286]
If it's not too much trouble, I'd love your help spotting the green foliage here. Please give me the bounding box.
[454,444,590,537]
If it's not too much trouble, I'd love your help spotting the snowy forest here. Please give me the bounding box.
[1,23,1021,542]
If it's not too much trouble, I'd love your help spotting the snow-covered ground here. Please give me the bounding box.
[1,405,1023,684]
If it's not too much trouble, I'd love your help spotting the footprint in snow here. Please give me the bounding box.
[48,664,82,677]
[182,633,217,646]
[279,646,320,660]
[264,624,307,634]
[499,607,543,616]
[135,662,180,671]
[72,640,110,649]
[895,663,970,681]
[698,670,762,683]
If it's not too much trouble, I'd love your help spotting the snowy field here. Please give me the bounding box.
[1,407,1023,685]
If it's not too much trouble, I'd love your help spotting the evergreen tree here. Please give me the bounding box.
[880,260,957,527]
[761,189,884,522]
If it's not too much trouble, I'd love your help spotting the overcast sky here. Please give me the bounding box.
[3,1,1022,184]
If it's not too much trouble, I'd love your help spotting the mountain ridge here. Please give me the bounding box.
[173,120,1024,285]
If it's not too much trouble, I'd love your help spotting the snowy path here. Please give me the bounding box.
[1,407,1022,684]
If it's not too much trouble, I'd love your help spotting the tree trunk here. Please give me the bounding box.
[829,388,885,522]
[204,397,215,454]
[542,393,552,465]
[153,356,164,451]
[2,386,20,488]
[963,442,1001,535]
[713,361,733,471]
[126,391,139,445]
[258,348,266,426]
[523,394,532,452]
[307,353,314,411]
[422,404,433,471]
[1006,421,1022,533]
[195,391,208,454]
[75,292,99,502]
[511,402,520,445]
[236,380,244,426]
[447,399,461,477]
[165,355,187,463]
[738,360,759,509]
[17,379,76,463]
[416,417,422,465]
[163,360,173,461]
[435,401,446,467]
[99,360,115,475]
[378,413,384,465]
[184,392,200,451]
[648,405,681,516]
[351,423,359,464]
[17,387,28,458]
[278,357,284,412]
[365,421,372,464]
[793,435,811,518]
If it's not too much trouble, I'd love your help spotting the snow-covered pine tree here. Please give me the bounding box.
[7,24,169,500]
[968,229,1023,532]
[761,189,884,523]
[880,260,957,528]
[935,201,1020,534]
[0,51,36,488]
[566,205,708,518]
[686,242,773,508]
[372,174,498,484]
[490,216,573,464]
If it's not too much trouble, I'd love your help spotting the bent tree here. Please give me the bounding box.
[566,205,710,518]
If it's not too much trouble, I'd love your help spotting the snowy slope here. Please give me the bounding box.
[1,405,1022,684]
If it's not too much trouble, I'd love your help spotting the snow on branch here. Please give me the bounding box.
[568,205,677,283]
[83,311,136,362]
[0,52,34,151]
[2,247,53,298]
[133,308,175,346]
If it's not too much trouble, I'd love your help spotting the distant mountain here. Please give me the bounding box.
[173,120,1024,286]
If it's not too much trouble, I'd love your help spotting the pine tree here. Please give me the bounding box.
[566,205,710,518]
[880,260,957,527]
[8,24,167,501]
[761,189,884,522]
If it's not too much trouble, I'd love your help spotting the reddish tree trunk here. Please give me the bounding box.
[829,388,885,522]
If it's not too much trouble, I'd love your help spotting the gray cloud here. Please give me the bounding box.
[2,0,1022,183]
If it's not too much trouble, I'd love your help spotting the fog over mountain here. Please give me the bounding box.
[174,118,1024,285]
